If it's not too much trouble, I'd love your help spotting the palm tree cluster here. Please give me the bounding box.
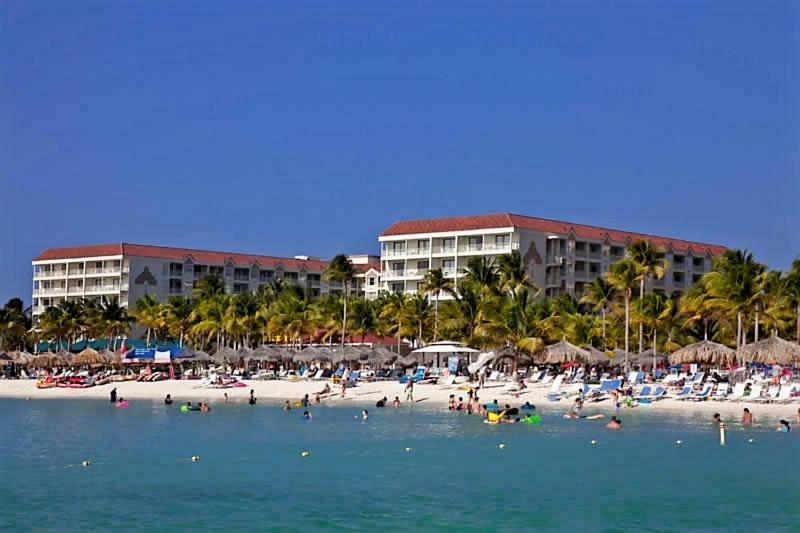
[15,244,800,363]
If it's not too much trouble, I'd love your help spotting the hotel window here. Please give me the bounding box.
[368,277,376,286]
[209,266,224,277]
[442,259,455,274]
[417,260,429,270]
[610,246,624,257]
[390,282,404,293]
[260,270,274,282]
[417,240,429,253]
[442,238,455,252]
[307,273,321,283]
[169,263,183,277]
[391,242,405,254]
[233,283,249,294]
[169,279,182,294]
[234,268,249,281]
[673,255,685,266]
[692,274,702,284]
[467,236,482,251]
[693,257,705,269]
[495,235,510,248]
[284,272,298,281]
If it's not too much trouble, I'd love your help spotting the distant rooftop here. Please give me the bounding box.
[33,243,330,270]
[380,212,726,255]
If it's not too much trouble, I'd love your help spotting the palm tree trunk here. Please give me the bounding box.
[754,311,759,344]
[179,329,184,348]
[146,328,151,348]
[434,293,439,342]
[796,304,800,343]
[652,328,657,376]
[601,307,606,348]
[624,294,630,371]
[736,311,742,364]
[341,283,348,348]
[638,278,645,354]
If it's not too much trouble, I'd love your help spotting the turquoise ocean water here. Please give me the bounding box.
[0,398,798,531]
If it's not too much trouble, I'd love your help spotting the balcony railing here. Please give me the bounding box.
[434,246,456,255]
[384,270,406,280]
[34,287,67,295]
[406,247,429,257]
[84,285,121,294]
[382,249,407,258]
[85,268,121,276]
[404,268,428,278]
[35,270,67,278]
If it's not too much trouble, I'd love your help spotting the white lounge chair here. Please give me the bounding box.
[727,383,746,401]
[774,384,798,403]
[546,375,566,401]
[744,383,763,402]
[754,385,780,403]
[711,384,729,401]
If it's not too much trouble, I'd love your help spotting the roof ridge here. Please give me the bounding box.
[120,242,327,264]
[504,213,725,250]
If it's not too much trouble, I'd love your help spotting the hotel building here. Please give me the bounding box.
[379,213,726,299]
[31,243,375,319]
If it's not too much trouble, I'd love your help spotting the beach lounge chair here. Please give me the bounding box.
[487,370,501,381]
[754,385,780,403]
[650,386,666,400]
[538,374,554,386]
[546,375,566,401]
[773,384,797,403]
[441,375,456,387]
[745,383,763,402]
[627,371,644,385]
[527,371,543,384]
[674,386,693,399]
[711,384,729,401]
[690,385,713,401]
[635,386,652,400]
[726,383,746,401]
[399,367,425,384]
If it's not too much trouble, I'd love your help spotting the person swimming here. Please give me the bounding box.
[393,396,401,407]
[741,408,755,425]
[283,400,291,411]
[362,409,369,421]
[776,419,791,432]
[164,394,173,405]
[110,388,117,403]
[376,397,387,408]
[522,401,535,410]
[456,397,464,411]
[199,402,210,412]
[606,416,622,430]
[566,398,583,419]
[303,410,312,420]
[712,413,721,425]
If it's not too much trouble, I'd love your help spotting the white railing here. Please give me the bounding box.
[546,255,564,265]
[34,287,66,295]
[384,270,406,279]
[84,285,120,294]
[405,268,428,278]
[382,249,407,258]
[434,246,456,255]
[35,270,67,278]
[85,268,121,275]
[405,248,429,257]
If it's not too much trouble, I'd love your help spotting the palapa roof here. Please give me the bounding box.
[541,340,591,364]
[740,336,800,365]
[669,340,735,365]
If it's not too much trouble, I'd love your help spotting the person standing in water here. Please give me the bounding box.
[164,394,173,405]
[606,416,622,429]
[362,409,369,421]
[742,408,755,425]
[249,389,257,405]
[110,388,117,403]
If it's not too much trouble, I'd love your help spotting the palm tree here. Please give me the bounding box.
[267,293,314,347]
[190,295,227,351]
[99,298,132,350]
[420,268,453,341]
[782,259,800,342]
[348,299,376,343]
[703,250,765,360]
[403,293,431,346]
[132,294,163,348]
[461,256,499,293]
[193,275,225,300]
[627,240,667,353]
[324,255,354,347]
[476,289,544,373]
[496,250,534,296]
[0,298,28,351]
[378,292,409,353]
[635,292,669,366]
[580,277,617,348]
[606,259,639,368]
[164,296,194,348]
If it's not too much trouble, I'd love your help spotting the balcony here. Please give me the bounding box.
[67,269,85,277]
[34,287,66,296]
[382,249,407,258]
[384,270,406,281]
[404,268,428,278]
[433,246,456,255]
[546,255,565,266]
[85,268,121,276]
[84,284,121,294]
[405,247,429,257]
[35,270,67,279]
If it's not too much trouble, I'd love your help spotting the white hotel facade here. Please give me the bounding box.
[378,213,726,299]
[31,243,380,320]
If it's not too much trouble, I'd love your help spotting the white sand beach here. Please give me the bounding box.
[1,378,798,422]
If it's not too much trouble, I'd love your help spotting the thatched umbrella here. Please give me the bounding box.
[397,353,420,368]
[740,336,800,365]
[236,347,254,360]
[540,340,591,364]
[11,351,34,365]
[250,345,278,362]
[368,346,397,366]
[211,347,238,363]
[293,351,317,364]
[32,352,59,367]
[633,349,668,369]
[587,347,619,366]
[0,351,11,362]
[669,340,735,365]
[74,348,105,366]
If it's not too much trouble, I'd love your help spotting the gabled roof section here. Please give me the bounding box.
[380,212,727,255]
[34,243,330,270]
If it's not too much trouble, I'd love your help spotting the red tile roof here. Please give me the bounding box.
[34,243,330,270]
[353,261,381,274]
[381,213,727,255]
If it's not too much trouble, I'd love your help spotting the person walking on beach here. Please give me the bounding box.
[405,380,414,402]
[478,367,486,389]
[110,388,117,403]
[341,381,347,399]
[741,408,755,425]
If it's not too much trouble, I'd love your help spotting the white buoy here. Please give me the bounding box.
[591,440,597,445]
[191,455,200,462]
[748,438,754,443]
[675,440,683,445]
[719,422,726,446]
[301,451,311,457]
[498,443,506,449]
[404,447,413,452]
[81,460,91,467]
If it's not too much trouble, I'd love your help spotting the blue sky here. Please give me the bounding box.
[2,1,798,305]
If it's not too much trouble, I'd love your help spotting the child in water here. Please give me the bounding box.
[303,410,312,420]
